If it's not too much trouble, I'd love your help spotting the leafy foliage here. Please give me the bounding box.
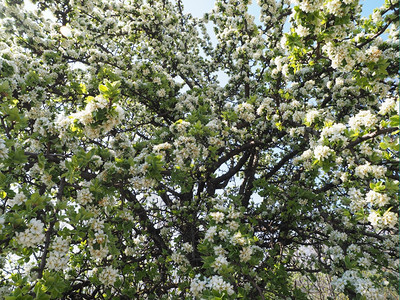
[0,0,398,299]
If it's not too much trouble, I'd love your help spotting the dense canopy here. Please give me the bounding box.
[0,0,398,299]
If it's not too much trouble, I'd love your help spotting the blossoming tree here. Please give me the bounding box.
[0,0,398,299]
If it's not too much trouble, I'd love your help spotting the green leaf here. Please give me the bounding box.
[7,107,20,122]
[37,153,46,169]
[379,141,388,150]
[36,294,50,300]
[99,84,108,93]
[389,115,399,127]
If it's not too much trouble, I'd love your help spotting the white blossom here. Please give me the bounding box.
[296,25,309,37]
[366,46,382,63]
[182,242,193,253]
[212,255,228,272]
[379,98,396,115]
[15,218,45,248]
[305,110,319,125]
[368,211,380,227]
[208,275,234,296]
[156,88,166,97]
[204,226,217,242]
[382,211,398,228]
[98,266,118,287]
[313,145,332,161]
[77,188,93,205]
[210,211,225,223]
[231,232,246,246]
[239,247,253,262]
[349,110,377,131]
[8,192,27,207]
[365,190,389,207]
[60,26,72,37]
[47,251,69,271]
[190,275,206,297]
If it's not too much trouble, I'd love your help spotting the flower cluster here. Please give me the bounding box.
[191,205,263,298]
[47,236,70,271]
[7,192,27,207]
[332,270,388,300]
[322,42,356,71]
[88,218,109,261]
[58,94,125,139]
[348,110,378,131]
[365,190,389,207]
[190,275,235,297]
[98,265,119,287]
[77,188,94,205]
[368,210,398,229]
[354,163,386,179]
[14,218,45,248]
[320,123,347,144]
[313,145,333,161]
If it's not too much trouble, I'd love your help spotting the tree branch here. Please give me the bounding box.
[263,147,303,180]
[119,188,170,254]
[346,127,398,149]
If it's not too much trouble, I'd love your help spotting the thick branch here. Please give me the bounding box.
[239,150,258,207]
[356,9,398,49]
[263,147,303,180]
[211,150,251,186]
[210,140,263,173]
[346,127,398,149]
[37,214,56,279]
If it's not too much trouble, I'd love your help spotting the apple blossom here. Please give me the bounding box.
[0,0,397,299]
